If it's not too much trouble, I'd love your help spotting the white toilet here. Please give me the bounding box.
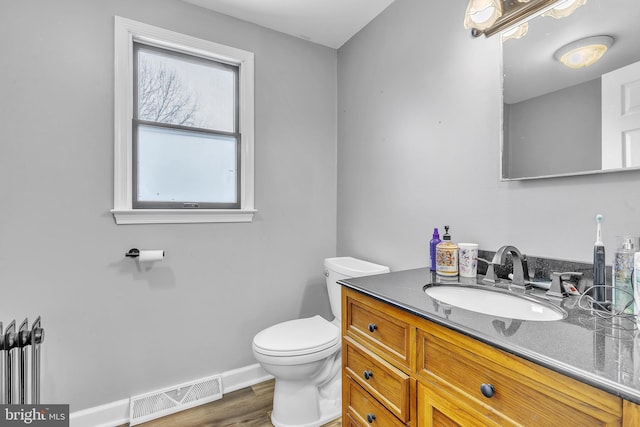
[252,257,390,427]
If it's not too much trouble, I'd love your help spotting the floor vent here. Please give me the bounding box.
[129,374,223,425]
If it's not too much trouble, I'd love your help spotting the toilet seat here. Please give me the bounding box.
[253,315,340,357]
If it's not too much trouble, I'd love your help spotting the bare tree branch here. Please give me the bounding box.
[138,60,200,126]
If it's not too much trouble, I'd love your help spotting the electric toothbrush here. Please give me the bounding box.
[592,214,607,310]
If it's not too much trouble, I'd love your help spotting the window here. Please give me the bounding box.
[113,17,255,224]
[133,44,240,209]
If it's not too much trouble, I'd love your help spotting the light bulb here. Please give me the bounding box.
[464,0,503,30]
[544,0,587,19]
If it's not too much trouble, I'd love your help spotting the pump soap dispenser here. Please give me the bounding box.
[436,225,458,277]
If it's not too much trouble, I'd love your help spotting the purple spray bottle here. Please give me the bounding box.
[430,228,441,271]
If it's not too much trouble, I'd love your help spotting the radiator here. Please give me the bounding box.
[0,316,44,404]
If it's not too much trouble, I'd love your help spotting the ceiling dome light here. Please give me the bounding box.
[554,35,614,69]
[464,0,503,31]
[502,23,529,42]
[543,0,587,19]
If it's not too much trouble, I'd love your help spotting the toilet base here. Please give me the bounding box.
[270,375,341,427]
[271,393,341,427]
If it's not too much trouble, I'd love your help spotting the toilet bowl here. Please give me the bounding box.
[252,257,390,427]
[253,316,342,427]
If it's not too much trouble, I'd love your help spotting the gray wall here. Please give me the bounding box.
[337,0,640,269]
[1,0,336,411]
[505,78,602,178]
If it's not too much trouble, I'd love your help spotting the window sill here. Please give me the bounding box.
[111,209,256,224]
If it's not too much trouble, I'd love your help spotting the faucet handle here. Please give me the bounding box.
[482,261,500,285]
[521,255,531,282]
[546,272,583,299]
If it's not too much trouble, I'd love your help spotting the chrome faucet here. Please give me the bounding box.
[482,245,531,292]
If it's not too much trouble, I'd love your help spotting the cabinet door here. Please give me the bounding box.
[624,400,640,426]
[417,382,508,427]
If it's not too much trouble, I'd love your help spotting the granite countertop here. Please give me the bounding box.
[339,267,640,404]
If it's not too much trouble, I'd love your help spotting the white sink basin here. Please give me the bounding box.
[425,285,566,321]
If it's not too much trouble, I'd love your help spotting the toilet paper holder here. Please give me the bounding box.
[125,248,141,258]
[125,248,165,262]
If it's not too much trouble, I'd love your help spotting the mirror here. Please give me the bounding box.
[501,0,640,180]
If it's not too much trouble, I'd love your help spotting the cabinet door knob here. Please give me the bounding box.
[368,323,378,332]
[480,383,496,398]
[363,370,373,380]
[366,413,376,423]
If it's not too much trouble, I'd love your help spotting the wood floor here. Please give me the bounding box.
[119,379,342,427]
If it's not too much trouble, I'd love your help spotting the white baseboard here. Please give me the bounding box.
[69,398,130,427]
[220,363,273,394]
[69,363,272,427]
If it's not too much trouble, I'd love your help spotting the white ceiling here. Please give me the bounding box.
[183,0,395,49]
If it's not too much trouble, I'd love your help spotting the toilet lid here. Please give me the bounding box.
[253,315,340,357]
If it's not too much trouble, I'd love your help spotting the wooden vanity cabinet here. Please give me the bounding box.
[341,287,637,426]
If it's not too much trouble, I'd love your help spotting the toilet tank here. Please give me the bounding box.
[324,257,390,322]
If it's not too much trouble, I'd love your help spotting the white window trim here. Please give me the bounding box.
[112,16,255,224]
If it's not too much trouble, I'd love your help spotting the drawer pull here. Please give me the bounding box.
[366,413,376,423]
[368,323,378,332]
[363,370,373,380]
[480,383,496,398]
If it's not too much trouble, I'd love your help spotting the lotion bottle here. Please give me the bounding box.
[436,226,458,277]
[429,228,441,271]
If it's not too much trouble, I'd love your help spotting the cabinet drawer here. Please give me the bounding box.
[345,378,406,427]
[416,326,622,426]
[344,336,411,422]
[344,411,363,427]
[344,290,412,369]
[418,381,509,427]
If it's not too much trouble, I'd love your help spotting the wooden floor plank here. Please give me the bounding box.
[118,379,342,426]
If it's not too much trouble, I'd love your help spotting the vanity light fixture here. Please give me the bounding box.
[554,35,614,69]
[464,0,502,32]
[466,0,559,38]
[543,0,587,19]
[502,22,529,41]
